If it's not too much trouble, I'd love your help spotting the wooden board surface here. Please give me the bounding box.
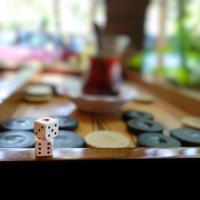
[0,79,195,160]
[1,147,200,161]
[125,69,200,116]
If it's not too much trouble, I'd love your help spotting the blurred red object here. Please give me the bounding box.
[83,57,122,96]
[60,50,79,61]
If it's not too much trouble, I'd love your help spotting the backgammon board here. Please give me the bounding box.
[0,70,200,161]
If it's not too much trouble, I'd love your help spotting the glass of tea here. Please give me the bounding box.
[82,56,122,96]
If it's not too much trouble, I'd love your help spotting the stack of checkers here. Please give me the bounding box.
[0,117,35,148]
[0,116,85,148]
[134,93,154,104]
[22,84,53,102]
[53,116,85,148]
[123,110,181,148]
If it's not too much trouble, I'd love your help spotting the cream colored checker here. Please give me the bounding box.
[23,85,53,102]
[182,116,200,130]
[24,85,52,96]
[85,130,130,148]
[135,93,154,103]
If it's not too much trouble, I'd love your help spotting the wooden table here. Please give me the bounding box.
[0,71,200,161]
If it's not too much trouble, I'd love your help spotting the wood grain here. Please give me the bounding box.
[0,75,199,160]
[125,69,200,116]
[0,85,190,135]
[0,147,200,161]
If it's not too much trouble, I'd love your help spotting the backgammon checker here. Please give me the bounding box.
[138,133,181,148]
[170,128,200,147]
[2,117,34,131]
[85,130,130,148]
[0,131,34,148]
[122,110,154,122]
[53,116,79,130]
[54,130,85,148]
[134,93,154,104]
[34,117,59,157]
[22,84,53,103]
[127,119,164,135]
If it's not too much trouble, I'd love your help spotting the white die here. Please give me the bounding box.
[34,117,59,140]
[35,138,53,157]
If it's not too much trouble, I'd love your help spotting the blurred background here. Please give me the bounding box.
[0,0,200,99]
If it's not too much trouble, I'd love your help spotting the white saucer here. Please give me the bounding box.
[57,77,138,114]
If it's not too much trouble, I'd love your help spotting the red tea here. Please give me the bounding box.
[83,57,121,95]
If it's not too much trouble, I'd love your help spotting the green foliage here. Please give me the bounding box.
[156,0,200,87]
[164,67,200,87]
[166,68,189,86]
[126,52,146,71]
[155,67,167,77]
[189,68,200,86]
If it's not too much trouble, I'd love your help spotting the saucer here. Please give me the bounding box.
[57,77,138,114]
